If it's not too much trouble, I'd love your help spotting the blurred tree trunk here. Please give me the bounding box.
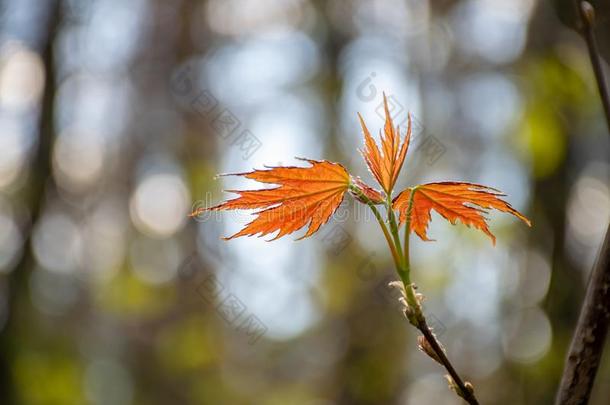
[0,0,60,401]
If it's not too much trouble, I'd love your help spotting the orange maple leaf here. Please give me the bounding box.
[191,159,351,240]
[196,93,531,403]
[393,182,531,245]
[358,93,411,194]
[194,93,530,245]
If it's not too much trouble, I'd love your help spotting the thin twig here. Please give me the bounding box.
[555,2,610,404]
[417,317,479,404]
[577,1,610,132]
[397,193,480,404]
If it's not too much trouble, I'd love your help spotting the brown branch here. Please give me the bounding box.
[398,282,479,403]
[417,318,479,404]
[577,1,610,131]
[555,223,610,405]
[555,2,610,404]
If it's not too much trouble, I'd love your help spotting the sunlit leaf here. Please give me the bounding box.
[192,159,350,240]
[358,93,411,193]
[394,182,531,245]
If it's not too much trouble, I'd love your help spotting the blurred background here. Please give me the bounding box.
[0,0,609,404]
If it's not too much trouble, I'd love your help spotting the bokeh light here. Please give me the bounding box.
[0,42,45,111]
[1,0,609,404]
[130,173,190,238]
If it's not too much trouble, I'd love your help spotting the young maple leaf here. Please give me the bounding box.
[393,182,531,245]
[350,176,385,205]
[358,93,412,194]
[195,93,529,245]
[193,159,353,240]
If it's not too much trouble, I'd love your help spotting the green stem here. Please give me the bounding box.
[402,187,418,274]
[390,187,480,405]
[386,194,405,265]
[350,182,479,403]
[396,190,422,325]
[348,185,400,268]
